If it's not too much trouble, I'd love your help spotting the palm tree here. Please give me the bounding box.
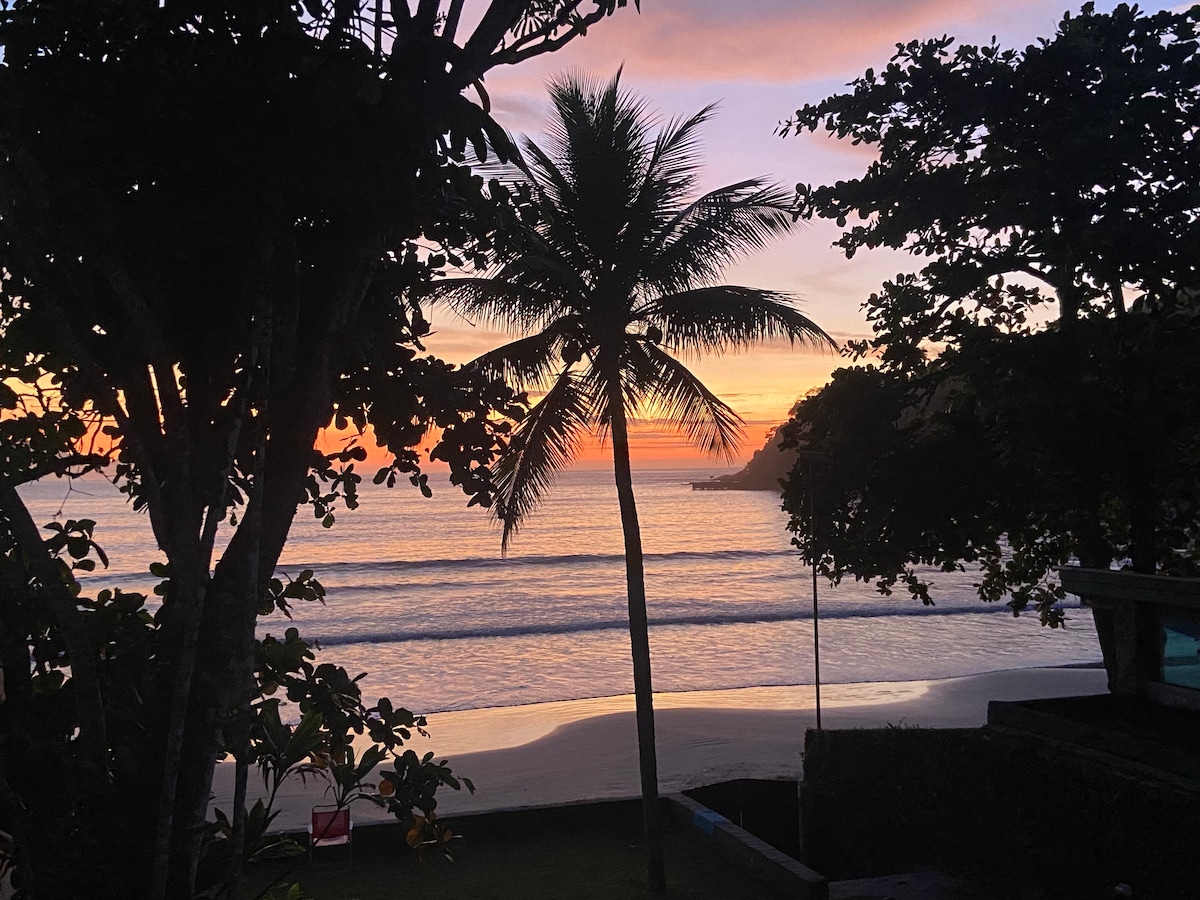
[430,71,833,894]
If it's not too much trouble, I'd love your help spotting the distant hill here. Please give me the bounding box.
[690,425,797,493]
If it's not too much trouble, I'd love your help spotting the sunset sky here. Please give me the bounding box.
[409,0,1186,468]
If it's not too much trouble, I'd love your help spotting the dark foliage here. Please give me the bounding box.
[0,1,633,896]
[779,3,1200,622]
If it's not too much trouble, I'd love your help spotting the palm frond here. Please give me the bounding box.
[640,180,798,295]
[624,341,744,461]
[539,71,656,266]
[519,140,595,274]
[511,143,607,293]
[643,105,713,198]
[545,70,654,191]
[493,369,594,550]
[620,105,715,246]
[643,287,835,354]
[469,317,584,392]
[471,144,599,296]
[423,277,563,333]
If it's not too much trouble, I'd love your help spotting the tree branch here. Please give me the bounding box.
[8,453,110,487]
[473,2,631,77]
[32,293,174,545]
[506,0,584,52]
[389,0,412,23]
[98,255,169,364]
[98,256,193,506]
[456,0,526,73]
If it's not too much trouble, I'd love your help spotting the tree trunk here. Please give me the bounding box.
[163,505,290,896]
[607,392,666,896]
[152,571,211,900]
[1120,326,1158,576]
[227,735,251,899]
[159,228,377,897]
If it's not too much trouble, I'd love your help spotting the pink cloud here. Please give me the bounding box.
[488,92,548,134]
[489,0,1048,87]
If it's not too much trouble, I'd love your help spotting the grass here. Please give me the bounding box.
[254,819,793,900]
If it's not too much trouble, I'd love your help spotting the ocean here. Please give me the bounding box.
[18,467,1103,715]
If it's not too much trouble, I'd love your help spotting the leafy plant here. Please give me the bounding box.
[0,519,473,899]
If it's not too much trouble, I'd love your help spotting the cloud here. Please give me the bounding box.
[488,92,549,135]
[492,0,1048,88]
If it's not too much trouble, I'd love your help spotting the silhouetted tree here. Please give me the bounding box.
[0,1,634,895]
[432,71,832,893]
[779,4,1200,633]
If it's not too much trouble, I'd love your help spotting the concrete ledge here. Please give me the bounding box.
[987,697,1200,788]
[1058,567,1200,608]
[665,793,828,900]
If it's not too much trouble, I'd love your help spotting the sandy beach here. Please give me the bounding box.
[210,666,1107,832]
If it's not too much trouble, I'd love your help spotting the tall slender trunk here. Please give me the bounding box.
[1119,321,1158,576]
[153,570,209,900]
[227,733,251,899]
[607,390,666,896]
[164,458,307,897]
[160,229,375,897]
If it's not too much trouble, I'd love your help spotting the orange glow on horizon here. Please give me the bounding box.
[315,414,798,475]
[317,344,841,473]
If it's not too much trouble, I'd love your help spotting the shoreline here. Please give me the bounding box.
[417,657,1106,716]
[211,664,1108,831]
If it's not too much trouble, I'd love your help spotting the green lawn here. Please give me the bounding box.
[257,820,793,900]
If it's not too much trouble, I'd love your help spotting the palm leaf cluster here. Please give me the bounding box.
[431,71,833,545]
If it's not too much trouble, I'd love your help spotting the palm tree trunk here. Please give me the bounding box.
[607,396,667,896]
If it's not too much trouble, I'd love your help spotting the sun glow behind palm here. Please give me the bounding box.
[431,71,834,543]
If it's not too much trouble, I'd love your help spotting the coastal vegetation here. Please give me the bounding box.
[428,71,832,892]
[5,2,1196,897]
[779,3,1200,630]
[0,1,637,897]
